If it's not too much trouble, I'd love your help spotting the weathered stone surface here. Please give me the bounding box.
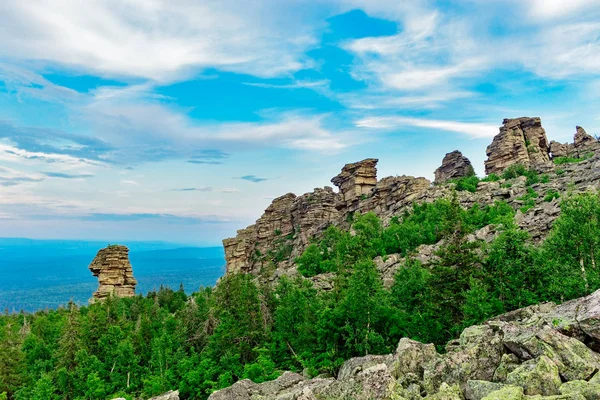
[560,380,600,400]
[482,385,524,400]
[434,150,474,183]
[485,117,550,175]
[88,245,137,301]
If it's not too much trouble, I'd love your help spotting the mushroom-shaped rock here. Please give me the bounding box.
[434,150,474,183]
[88,245,137,301]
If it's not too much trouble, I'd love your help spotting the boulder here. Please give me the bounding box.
[338,354,394,380]
[434,150,475,183]
[506,355,562,396]
[392,338,438,380]
[481,386,524,400]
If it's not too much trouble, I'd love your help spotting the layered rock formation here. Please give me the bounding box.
[484,117,551,175]
[331,158,378,209]
[434,150,474,183]
[209,288,600,399]
[88,245,137,301]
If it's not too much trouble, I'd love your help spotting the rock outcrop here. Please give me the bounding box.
[88,245,137,301]
[434,150,474,183]
[209,289,600,399]
[484,117,551,175]
[549,126,599,159]
[223,117,600,285]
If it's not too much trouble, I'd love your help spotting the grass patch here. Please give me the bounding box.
[553,152,593,165]
[518,187,538,213]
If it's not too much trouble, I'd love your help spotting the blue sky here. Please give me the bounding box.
[0,0,599,245]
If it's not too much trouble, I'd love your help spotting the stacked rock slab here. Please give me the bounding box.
[484,117,551,175]
[209,289,600,399]
[88,245,137,301]
[331,158,378,209]
[434,150,474,183]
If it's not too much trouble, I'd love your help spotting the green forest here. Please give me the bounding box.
[2,191,600,400]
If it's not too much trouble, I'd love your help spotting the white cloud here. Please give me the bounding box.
[0,0,327,82]
[527,0,600,20]
[355,116,498,138]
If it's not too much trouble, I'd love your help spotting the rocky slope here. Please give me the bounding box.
[88,244,137,301]
[208,287,600,400]
[223,118,600,288]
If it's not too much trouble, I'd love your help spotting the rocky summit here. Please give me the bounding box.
[223,118,600,288]
[208,288,600,399]
[88,244,137,301]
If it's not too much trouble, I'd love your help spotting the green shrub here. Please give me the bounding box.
[556,168,566,176]
[544,189,560,202]
[540,174,550,183]
[501,164,539,185]
[481,174,500,182]
[449,175,480,193]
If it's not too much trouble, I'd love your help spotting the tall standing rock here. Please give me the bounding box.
[484,117,550,175]
[434,151,474,183]
[88,245,137,301]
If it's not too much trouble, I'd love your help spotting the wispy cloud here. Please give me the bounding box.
[43,172,94,179]
[171,187,213,192]
[238,175,268,183]
[355,116,498,138]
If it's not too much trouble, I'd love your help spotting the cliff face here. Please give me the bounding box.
[208,288,600,399]
[223,118,600,284]
[88,245,137,301]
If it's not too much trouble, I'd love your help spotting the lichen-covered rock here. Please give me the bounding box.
[392,338,437,380]
[560,380,600,400]
[484,117,550,175]
[506,355,561,396]
[423,324,504,394]
[434,150,474,183]
[482,386,524,400]
[88,245,137,301]
[465,380,510,400]
[424,382,462,399]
